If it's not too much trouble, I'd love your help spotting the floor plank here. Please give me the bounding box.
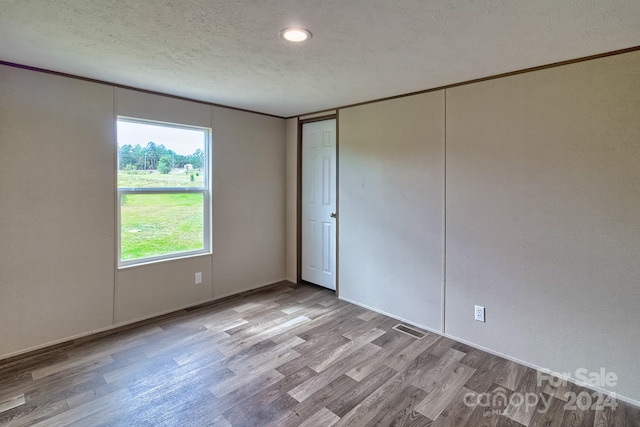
[0,282,637,426]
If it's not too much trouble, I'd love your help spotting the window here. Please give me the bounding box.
[117,117,211,266]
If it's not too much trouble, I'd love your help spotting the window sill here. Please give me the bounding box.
[117,252,212,271]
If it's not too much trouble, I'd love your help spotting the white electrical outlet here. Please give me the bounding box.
[475,305,485,322]
[195,272,202,284]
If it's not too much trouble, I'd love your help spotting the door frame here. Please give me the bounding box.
[297,113,339,295]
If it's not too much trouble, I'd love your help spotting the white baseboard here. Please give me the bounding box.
[113,297,216,328]
[213,277,289,300]
[338,296,442,335]
[338,295,640,408]
[0,278,289,362]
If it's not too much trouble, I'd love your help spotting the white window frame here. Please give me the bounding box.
[116,116,212,268]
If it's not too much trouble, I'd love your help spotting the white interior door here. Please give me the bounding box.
[302,119,336,290]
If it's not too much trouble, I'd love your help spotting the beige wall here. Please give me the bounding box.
[114,88,215,323]
[0,66,115,357]
[2,47,638,403]
[115,88,212,128]
[212,107,286,298]
[445,51,640,401]
[0,65,287,358]
[285,118,298,282]
[333,51,640,403]
[298,110,337,121]
[338,92,445,331]
[116,256,213,323]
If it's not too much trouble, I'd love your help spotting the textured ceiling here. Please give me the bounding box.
[1,0,639,118]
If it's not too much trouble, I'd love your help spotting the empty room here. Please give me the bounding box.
[0,1,639,426]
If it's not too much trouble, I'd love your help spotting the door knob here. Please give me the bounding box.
[330,212,337,218]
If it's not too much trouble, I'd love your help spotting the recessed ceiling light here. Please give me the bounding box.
[280,28,312,43]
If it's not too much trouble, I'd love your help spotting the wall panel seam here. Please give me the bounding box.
[442,89,447,334]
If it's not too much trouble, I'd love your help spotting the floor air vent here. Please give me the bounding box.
[392,324,426,339]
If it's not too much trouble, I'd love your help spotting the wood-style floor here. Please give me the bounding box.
[0,283,638,426]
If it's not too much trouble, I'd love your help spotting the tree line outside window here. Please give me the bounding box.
[118,141,205,172]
